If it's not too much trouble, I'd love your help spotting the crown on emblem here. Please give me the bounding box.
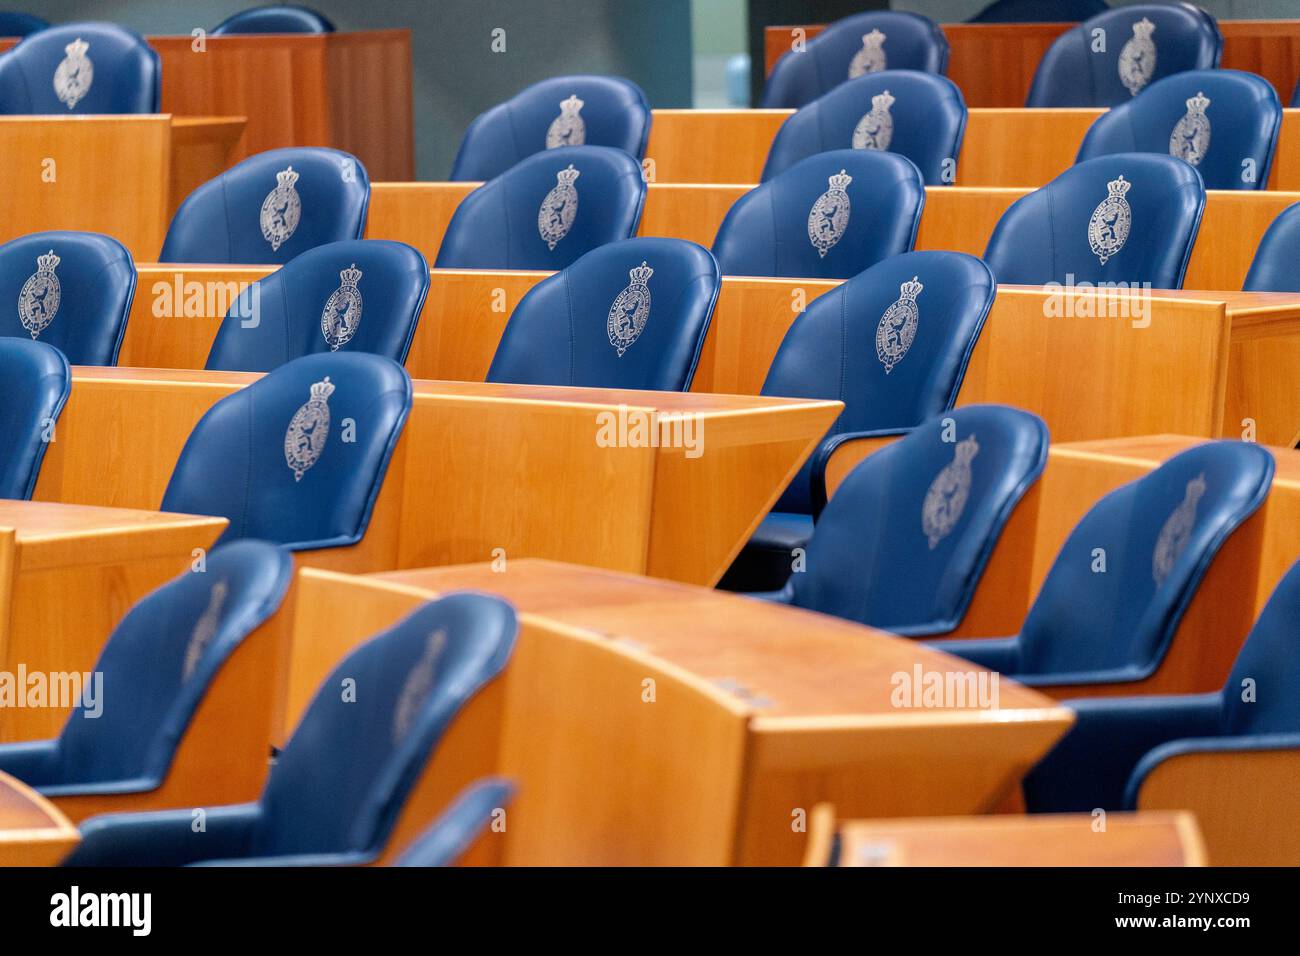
[1107,174,1132,197]
[1185,91,1211,113]
[899,275,923,300]
[827,169,853,190]
[1187,472,1207,499]
[862,29,885,48]
[1132,17,1155,37]
[338,263,362,285]
[309,376,335,402]
[65,37,89,58]
[953,433,980,463]
[37,249,60,272]
[560,94,584,115]
[872,89,895,111]
[556,164,581,185]
[628,261,654,283]
[276,166,300,188]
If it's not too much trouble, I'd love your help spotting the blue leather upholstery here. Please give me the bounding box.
[761,71,965,186]
[0,22,160,114]
[0,338,69,499]
[983,153,1204,288]
[929,440,1275,687]
[1076,70,1281,191]
[395,778,515,867]
[0,231,135,365]
[205,239,429,372]
[969,0,1110,23]
[160,147,370,265]
[1023,559,1300,813]
[65,592,518,866]
[0,12,48,36]
[763,11,949,109]
[758,405,1048,637]
[1026,3,1222,107]
[1243,201,1300,292]
[0,541,292,794]
[161,352,411,550]
[486,237,719,391]
[212,5,335,34]
[435,146,646,271]
[713,150,924,280]
[451,75,651,182]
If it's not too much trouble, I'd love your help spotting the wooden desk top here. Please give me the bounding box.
[0,499,226,542]
[0,770,78,867]
[1055,435,1300,481]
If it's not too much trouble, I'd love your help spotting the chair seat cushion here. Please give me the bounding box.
[717,512,813,592]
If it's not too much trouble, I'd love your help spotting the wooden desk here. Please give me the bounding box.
[0,771,78,866]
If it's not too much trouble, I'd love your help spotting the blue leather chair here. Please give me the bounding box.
[205,239,428,372]
[0,12,48,36]
[0,541,292,795]
[720,251,996,593]
[0,338,69,499]
[395,778,515,867]
[451,75,651,182]
[756,405,1048,637]
[486,237,720,391]
[0,22,160,114]
[1026,3,1222,107]
[760,71,966,186]
[0,231,135,365]
[969,0,1110,23]
[160,147,370,265]
[763,11,949,109]
[212,5,335,34]
[161,352,411,550]
[1243,201,1300,292]
[713,150,924,280]
[1076,70,1281,191]
[983,153,1205,288]
[64,592,518,866]
[435,146,646,271]
[928,440,1274,687]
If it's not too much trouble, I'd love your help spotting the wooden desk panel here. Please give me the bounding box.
[0,771,78,866]
[645,109,789,184]
[168,116,246,217]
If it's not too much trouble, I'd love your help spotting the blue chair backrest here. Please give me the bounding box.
[1019,440,1274,676]
[791,405,1049,635]
[969,0,1110,23]
[1076,70,1281,191]
[451,75,651,182]
[486,236,720,391]
[763,11,949,109]
[1222,560,1300,735]
[1026,3,1222,107]
[160,147,370,265]
[1243,201,1300,292]
[713,149,924,280]
[435,146,646,271]
[0,22,160,114]
[205,239,429,372]
[983,152,1204,288]
[0,231,135,365]
[0,337,69,499]
[761,250,995,515]
[0,12,48,36]
[53,541,292,786]
[252,593,517,857]
[161,352,412,550]
[212,4,335,34]
[395,777,515,867]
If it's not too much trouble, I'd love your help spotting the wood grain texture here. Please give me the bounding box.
[645,109,790,184]
[0,770,79,867]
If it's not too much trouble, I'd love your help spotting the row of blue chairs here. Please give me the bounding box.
[0,5,333,39]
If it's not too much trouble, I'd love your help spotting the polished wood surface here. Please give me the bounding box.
[0,770,79,867]
[645,109,789,184]
[168,116,247,217]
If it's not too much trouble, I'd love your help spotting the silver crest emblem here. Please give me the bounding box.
[852,89,895,151]
[1169,91,1211,167]
[922,434,980,549]
[546,94,586,149]
[807,169,853,258]
[321,263,363,351]
[1152,472,1206,585]
[1118,17,1157,97]
[392,629,447,742]
[284,376,334,481]
[1087,174,1132,265]
[260,166,302,252]
[607,261,653,357]
[848,29,887,78]
[182,580,229,681]
[53,37,93,110]
[18,250,61,340]
[876,275,923,374]
[538,164,581,251]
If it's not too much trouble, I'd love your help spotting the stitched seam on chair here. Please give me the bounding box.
[563,273,576,385]
[837,288,848,410]
[239,387,255,541]
[767,186,781,276]
[280,272,293,363]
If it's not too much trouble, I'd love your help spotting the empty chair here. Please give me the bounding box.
[211,4,335,34]
[713,150,924,280]
[205,239,429,372]
[983,153,1204,288]
[0,12,48,36]
[451,75,651,182]
[1076,70,1280,191]
[161,352,411,550]
[64,592,518,866]
[435,146,646,271]
[486,237,719,391]
[1026,3,1222,108]
[160,147,370,265]
[928,441,1274,687]
[0,231,135,365]
[969,0,1110,23]
[721,251,996,592]
[763,11,949,109]
[395,778,516,867]
[761,71,966,185]
[1243,201,1300,292]
[0,22,160,114]
[0,338,69,499]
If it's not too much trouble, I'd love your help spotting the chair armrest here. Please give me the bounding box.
[925,635,1022,672]
[40,776,162,799]
[743,583,794,604]
[0,739,61,786]
[64,803,264,867]
[190,851,376,867]
[809,427,909,518]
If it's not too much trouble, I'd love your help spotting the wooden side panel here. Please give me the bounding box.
[645,109,789,184]
[167,117,245,219]
[365,182,476,265]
